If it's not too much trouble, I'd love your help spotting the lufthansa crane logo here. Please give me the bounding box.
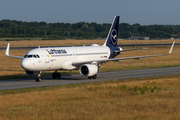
[111,29,117,45]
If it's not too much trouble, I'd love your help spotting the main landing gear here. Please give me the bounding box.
[52,70,61,79]
[35,70,61,82]
[88,74,97,79]
[35,71,42,82]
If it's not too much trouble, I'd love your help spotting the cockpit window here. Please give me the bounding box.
[37,55,40,58]
[27,55,33,58]
[34,55,37,58]
[24,55,27,58]
[24,54,40,58]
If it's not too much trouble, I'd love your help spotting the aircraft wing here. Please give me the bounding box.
[5,43,24,59]
[72,41,175,67]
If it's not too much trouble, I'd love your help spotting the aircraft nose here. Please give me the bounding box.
[21,59,30,70]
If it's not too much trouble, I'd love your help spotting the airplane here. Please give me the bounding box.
[5,16,175,82]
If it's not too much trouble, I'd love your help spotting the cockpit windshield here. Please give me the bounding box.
[24,54,40,58]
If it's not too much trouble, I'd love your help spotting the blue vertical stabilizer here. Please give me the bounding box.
[103,16,120,47]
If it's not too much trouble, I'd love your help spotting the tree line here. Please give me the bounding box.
[0,19,180,39]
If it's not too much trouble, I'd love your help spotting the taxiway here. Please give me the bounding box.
[0,66,179,91]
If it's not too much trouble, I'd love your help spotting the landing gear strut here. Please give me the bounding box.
[35,71,42,82]
[88,74,97,79]
[52,70,61,79]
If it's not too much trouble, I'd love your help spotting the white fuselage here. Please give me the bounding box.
[21,45,113,71]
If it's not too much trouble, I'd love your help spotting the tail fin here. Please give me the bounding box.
[103,16,119,47]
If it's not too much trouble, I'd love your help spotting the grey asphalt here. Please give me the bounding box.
[0,66,179,91]
[1,43,180,50]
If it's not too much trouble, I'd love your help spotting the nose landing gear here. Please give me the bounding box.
[35,71,42,82]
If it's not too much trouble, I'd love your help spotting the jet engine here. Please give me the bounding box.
[79,64,98,77]
[25,70,39,76]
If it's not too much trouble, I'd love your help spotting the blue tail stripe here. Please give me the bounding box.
[104,16,120,47]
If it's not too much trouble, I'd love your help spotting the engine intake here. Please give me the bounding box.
[79,64,98,77]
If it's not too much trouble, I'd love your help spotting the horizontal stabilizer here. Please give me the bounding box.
[121,48,147,52]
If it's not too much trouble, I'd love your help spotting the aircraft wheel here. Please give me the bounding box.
[52,73,56,79]
[35,78,41,82]
[35,72,42,82]
[93,74,97,79]
[88,76,92,79]
[38,78,42,82]
[57,73,61,79]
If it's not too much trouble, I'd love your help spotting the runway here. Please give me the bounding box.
[0,66,179,91]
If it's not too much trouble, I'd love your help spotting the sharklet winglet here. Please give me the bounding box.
[168,41,175,54]
[5,43,23,59]
[5,43,10,56]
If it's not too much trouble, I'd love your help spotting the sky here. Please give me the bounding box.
[0,0,180,25]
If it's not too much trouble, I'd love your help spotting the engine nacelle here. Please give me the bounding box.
[79,64,98,77]
[25,70,39,76]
